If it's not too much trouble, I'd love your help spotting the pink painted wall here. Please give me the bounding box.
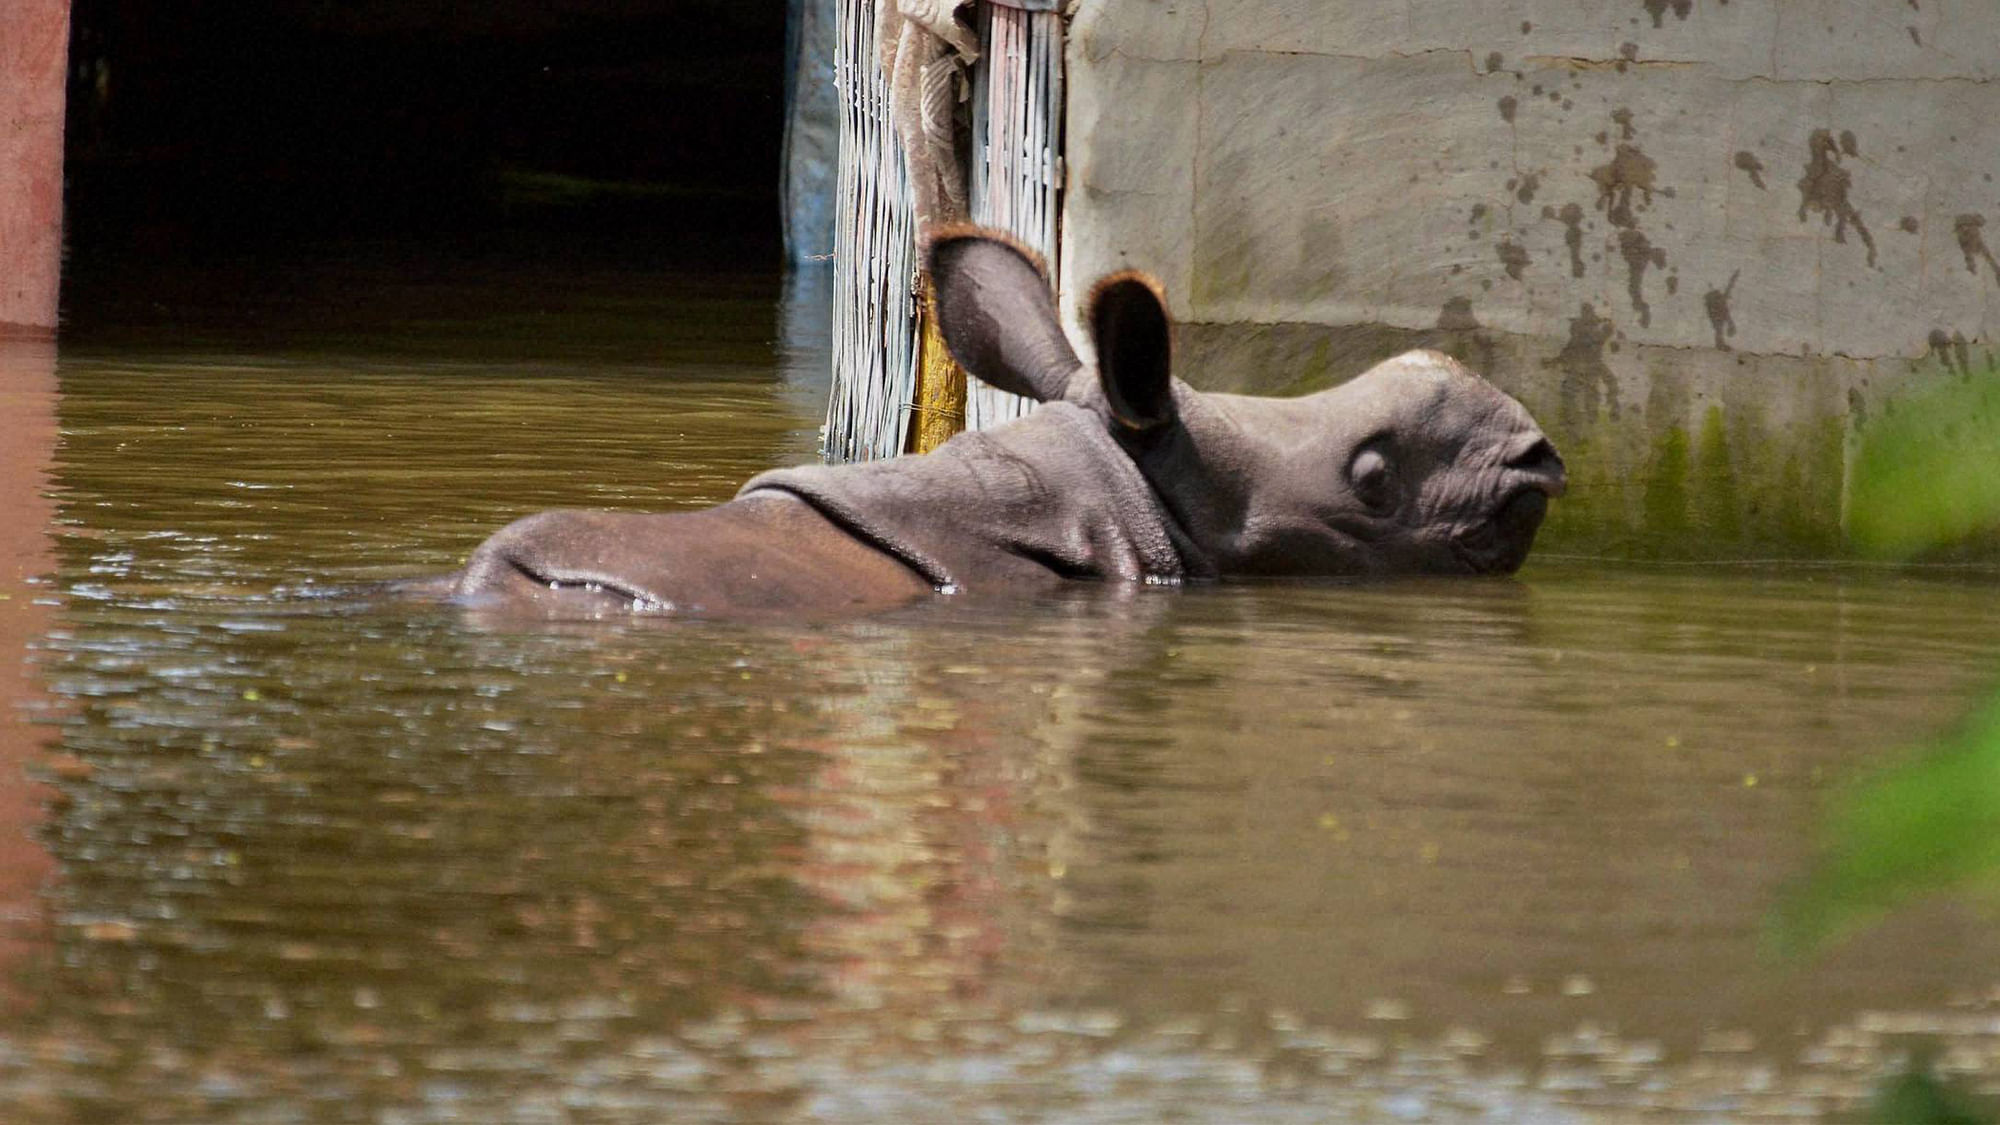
[0,0,67,1005]
[1,0,71,335]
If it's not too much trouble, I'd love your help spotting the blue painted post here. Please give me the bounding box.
[783,0,839,262]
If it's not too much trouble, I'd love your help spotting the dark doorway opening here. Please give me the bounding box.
[60,1,790,344]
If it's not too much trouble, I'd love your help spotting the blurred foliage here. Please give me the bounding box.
[1847,370,2000,558]
[1768,693,2000,960]
[1852,1056,2000,1125]
[1776,370,2000,1124]
[1773,369,2000,960]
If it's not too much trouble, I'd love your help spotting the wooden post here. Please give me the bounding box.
[1,0,72,336]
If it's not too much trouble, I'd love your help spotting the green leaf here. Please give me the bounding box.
[1769,694,2000,959]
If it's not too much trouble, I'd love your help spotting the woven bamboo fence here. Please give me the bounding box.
[823,0,1066,462]
[965,0,1064,432]
[825,0,923,463]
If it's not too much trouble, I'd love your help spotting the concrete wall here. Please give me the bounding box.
[0,0,70,335]
[1060,1,2000,557]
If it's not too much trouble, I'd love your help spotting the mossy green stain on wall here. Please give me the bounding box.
[1640,425,1692,554]
[1299,337,1333,395]
[1529,403,1848,561]
[1774,417,1846,556]
[1692,405,1741,544]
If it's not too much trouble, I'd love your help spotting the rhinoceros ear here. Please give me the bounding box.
[925,225,1082,403]
[1087,271,1175,432]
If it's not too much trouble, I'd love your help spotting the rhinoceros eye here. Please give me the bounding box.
[1349,445,1395,514]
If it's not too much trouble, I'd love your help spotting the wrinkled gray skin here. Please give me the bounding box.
[445,227,1567,618]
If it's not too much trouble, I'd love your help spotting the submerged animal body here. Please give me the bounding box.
[450,227,1568,617]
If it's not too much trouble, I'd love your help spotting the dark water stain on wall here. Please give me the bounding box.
[1586,112,1671,327]
[1929,328,1974,376]
[1643,0,1694,29]
[1497,238,1531,281]
[1547,303,1621,432]
[1435,297,1498,375]
[1954,214,1999,280]
[1618,228,1667,327]
[1704,270,1739,350]
[1544,202,1587,278]
[1497,96,1518,123]
[1899,216,1921,234]
[1796,129,1877,267]
[1591,143,1658,230]
[1733,151,1766,191]
[1515,172,1541,205]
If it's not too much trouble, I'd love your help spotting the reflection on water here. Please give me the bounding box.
[0,337,59,1012]
[6,264,2000,1121]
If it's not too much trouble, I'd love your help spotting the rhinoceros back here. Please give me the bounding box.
[739,404,1201,590]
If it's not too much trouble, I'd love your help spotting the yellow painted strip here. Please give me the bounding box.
[907,283,967,454]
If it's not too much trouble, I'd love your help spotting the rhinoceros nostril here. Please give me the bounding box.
[1506,437,1567,497]
[1507,437,1561,472]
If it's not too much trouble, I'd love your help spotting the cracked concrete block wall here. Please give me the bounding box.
[1060,0,2000,557]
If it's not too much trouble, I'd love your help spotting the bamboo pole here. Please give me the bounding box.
[907,282,968,454]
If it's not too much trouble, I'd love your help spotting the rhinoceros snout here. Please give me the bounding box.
[1456,486,1551,576]
[1449,431,1566,575]
[1505,435,1568,499]
[1493,487,1548,541]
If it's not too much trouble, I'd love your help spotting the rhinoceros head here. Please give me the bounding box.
[928,227,1567,578]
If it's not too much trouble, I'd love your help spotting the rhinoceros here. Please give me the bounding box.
[444,226,1567,617]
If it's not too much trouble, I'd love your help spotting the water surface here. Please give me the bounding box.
[3,260,1999,1122]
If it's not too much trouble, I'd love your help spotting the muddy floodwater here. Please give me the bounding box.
[3,252,2000,1123]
